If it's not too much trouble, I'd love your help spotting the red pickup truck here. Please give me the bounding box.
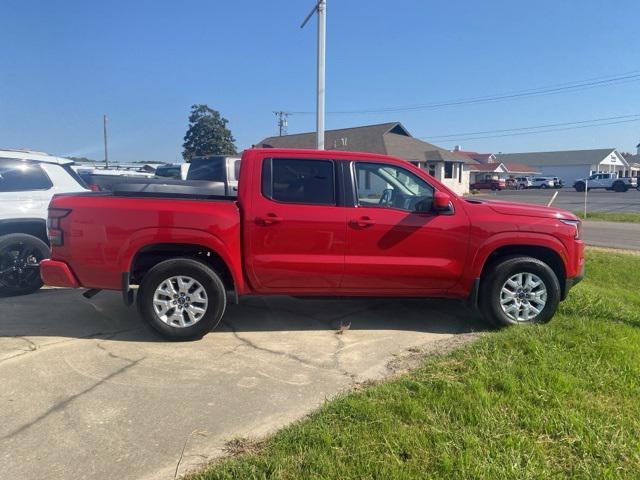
[41,148,584,340]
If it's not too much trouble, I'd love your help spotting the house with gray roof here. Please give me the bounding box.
[495,148,636,185]
[256,122,478,195]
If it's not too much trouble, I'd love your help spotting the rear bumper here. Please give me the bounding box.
[40,260,79,288]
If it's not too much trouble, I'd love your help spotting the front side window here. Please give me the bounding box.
[0,160,53,192]
[354,162,433,211]
[262,158,335,205]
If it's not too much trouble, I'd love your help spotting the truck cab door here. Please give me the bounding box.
[342,161,469,293]
[245,157,347,292]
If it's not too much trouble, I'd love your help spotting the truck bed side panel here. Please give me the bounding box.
[49,195,242,291]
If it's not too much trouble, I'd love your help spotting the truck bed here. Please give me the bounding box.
[48,192,242,290]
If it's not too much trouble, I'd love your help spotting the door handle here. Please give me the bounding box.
[256,213,283,225]
[350,216,375,228]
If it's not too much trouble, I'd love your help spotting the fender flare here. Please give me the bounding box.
[118,227,245,294]
[468,232,569,280]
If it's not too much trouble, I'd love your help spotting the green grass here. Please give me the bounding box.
[574,211,640,223]
[191,251,640,479]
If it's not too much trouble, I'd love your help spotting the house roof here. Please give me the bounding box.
[455,150,495,163]
[495,148,619,166]
[627,153,640,166]
[503,163,540,174]
[469,163,504,172]
[257,122,478,165]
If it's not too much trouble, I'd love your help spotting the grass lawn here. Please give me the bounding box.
[575,211,640,223]
[191,251,640,479]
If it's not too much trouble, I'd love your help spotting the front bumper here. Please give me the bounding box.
[563,263,585,299]
[40,260,79,288]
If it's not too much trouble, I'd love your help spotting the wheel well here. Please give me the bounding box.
[130,243,234,292]
[0,220,48,245]
[480,245,567,295]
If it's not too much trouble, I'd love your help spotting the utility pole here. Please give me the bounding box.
[301,0,326,150]
[274,111,289,136]
[103,114,109,168]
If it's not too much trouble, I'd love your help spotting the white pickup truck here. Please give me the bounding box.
[0,150,87,295]
[573,173,638,192]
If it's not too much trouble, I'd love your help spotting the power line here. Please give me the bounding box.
[421,114,640,140]
[287,69,640,115]
[425,116,640,144]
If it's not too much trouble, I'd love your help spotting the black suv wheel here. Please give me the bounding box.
[0,233,50,296]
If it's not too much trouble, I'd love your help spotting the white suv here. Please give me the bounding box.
[0,149,87,296]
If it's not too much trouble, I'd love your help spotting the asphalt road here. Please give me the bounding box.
[471,188,640,250]
[582,221,640,251]
[0,289,483,480]
[476,187,640,213]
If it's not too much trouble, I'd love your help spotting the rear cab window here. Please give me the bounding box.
[262,158,335,205]
[0,159,53,192]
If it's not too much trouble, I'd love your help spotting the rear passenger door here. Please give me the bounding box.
[245,157,347,292]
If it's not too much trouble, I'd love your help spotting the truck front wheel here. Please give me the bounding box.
[480,256,561,327]
[137,258,227,341]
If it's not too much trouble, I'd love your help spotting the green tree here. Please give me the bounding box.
[182,104,238,161]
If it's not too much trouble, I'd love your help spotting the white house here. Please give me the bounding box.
[495,149,635,185]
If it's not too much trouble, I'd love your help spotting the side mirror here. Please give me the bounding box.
[433,191,452,212]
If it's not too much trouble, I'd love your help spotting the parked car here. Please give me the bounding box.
[514,176,533,189]
[574,172,637,192]
[470,177,506,191]
[42,148,585,340]
[0,151,87,295]
[530,177,556,189]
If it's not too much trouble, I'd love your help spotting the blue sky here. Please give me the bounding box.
[1,0,639,162]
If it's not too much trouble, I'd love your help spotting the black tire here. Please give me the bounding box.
[575,182,585,192]
[479,256,561,327]
[137,258,227,341]
[613,181,627,193]
[541,184,548,189]
[0,233,50,297]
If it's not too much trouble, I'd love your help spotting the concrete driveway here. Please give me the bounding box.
[0,289,483,479]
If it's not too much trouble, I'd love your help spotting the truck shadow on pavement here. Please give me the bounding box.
[0,288,489,343]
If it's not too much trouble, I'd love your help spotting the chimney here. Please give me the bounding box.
[636,141,640,155]
[453,145,462,152]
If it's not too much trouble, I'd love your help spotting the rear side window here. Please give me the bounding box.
[262,158,335,205]
[187,157,226,181]
[0,160,53,192]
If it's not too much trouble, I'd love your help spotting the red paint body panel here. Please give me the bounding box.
[44,148,585,302]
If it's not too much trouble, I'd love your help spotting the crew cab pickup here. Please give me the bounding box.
[574,173,638,192]
[41,149,585,340]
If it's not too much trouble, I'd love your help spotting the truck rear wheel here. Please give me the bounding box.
[137,258,227,341]
[0,233,50,297]
[480,256,561,327]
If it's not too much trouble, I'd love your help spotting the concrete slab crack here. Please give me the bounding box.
[0,356,144,442]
